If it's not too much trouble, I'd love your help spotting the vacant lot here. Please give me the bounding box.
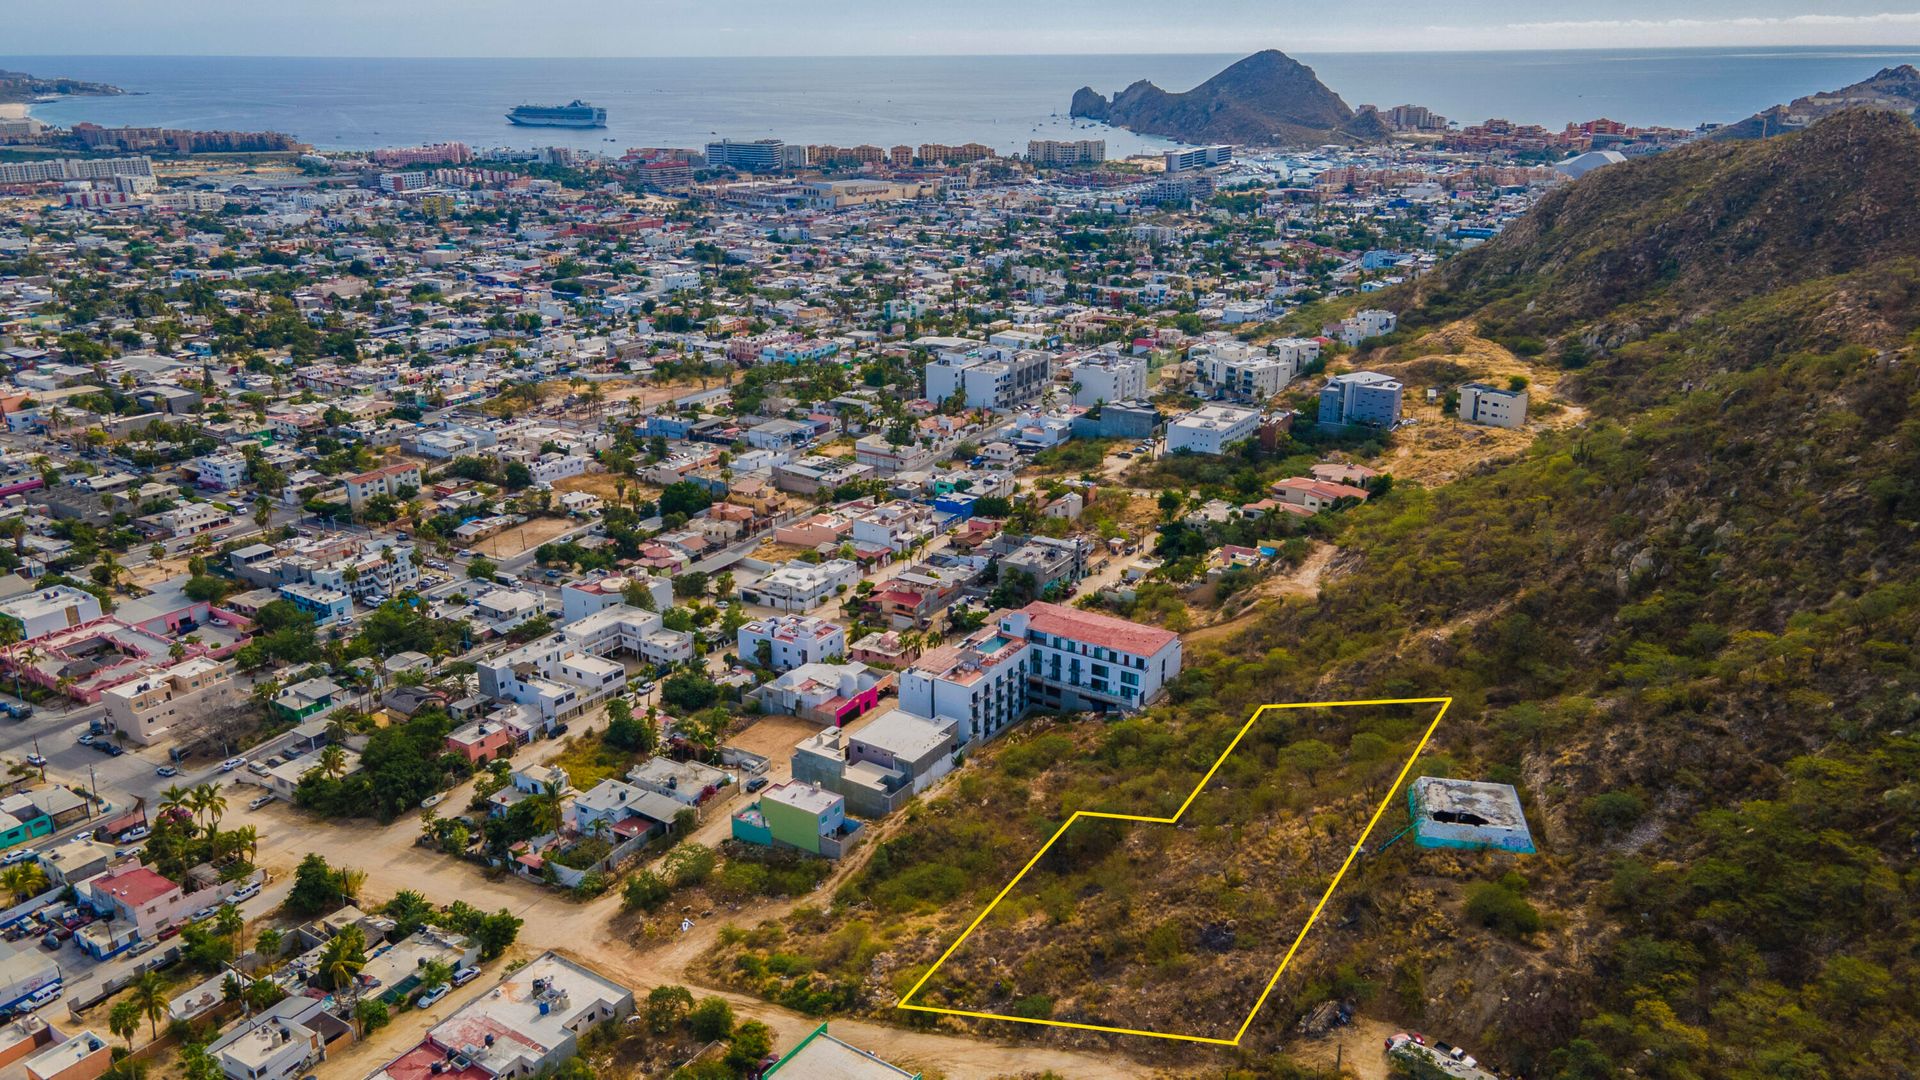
[470,516,580,559]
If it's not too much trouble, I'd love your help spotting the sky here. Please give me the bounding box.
[9,0,1920,56]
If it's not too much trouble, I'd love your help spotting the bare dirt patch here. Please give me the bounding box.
[469,516,580,559]
[1343,322,1590,486]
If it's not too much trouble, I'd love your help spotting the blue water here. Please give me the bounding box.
[5,48,1917,154]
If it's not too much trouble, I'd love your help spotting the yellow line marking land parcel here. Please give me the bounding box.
[896,696,1453,1045]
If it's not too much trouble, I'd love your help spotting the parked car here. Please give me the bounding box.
[219,757,246,773]
[745,777,769,794]
[246,761,270,776]
[0,849,34,867]
[75,733,96,746]
[415,985,450,1008]
[248,795,273,811]
[72,831,91,843]
[420,793,446,809]
[25,754,45,768]
[230,881,261,902]
[155,765,179,778]
[119,825,150,842]
[451,965,480,987]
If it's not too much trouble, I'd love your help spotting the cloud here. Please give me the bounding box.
[1413,9,1920,49]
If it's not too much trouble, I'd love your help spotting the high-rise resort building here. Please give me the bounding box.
[1027,139,1106,167]
[705,138,791,172]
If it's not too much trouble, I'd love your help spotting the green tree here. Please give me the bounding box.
[645,984,694,1033]
[687,996,734,1041]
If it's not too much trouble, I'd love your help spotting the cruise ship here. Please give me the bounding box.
[505,101,607,128]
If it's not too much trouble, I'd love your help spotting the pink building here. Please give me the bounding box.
[445,719,515,764]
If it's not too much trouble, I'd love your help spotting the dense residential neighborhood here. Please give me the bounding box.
[0,114,1582,1080]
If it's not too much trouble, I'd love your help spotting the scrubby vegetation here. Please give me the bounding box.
[698,111,1920,1078]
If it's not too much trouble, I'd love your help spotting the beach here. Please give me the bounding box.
[0,103,29,120]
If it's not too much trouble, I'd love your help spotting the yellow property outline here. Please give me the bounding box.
[895,696,1453,1045]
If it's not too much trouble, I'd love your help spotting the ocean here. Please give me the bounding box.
[4,48,1918,155]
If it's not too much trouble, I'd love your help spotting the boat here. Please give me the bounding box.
[506,101,608,128]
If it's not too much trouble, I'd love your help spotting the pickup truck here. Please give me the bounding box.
[0,700,32,720]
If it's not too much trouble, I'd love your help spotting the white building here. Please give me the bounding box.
[899,624,1032,748]
[1066,351,1148,407]
[192,451,250,491]
[1192,339,1313,403]
[1004,600,1182,713]
[0,586,103,640]
[1166,404,1262,455]
[560,575,671,622]
[850,501,937,554]
[922,346,1052,412]
[1458,383,1530,429]
[368,952,633,1080]
[473,588,545,634]
[738,614,847,672]
[739,559,862,612]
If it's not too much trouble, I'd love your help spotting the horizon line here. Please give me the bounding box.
[7,43,1920,61]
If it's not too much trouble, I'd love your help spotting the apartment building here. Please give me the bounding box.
[1192,339,1311,403]
[1458,382,1530,429]
[191,451,250,491]
[99,657,237,745]
[738,614,847,672]
[1066,351,1148,407]
[1167,403,1262,455]
[344,461,424,511]
[1004,601,1182,713]
[1318,371,1404,428]
[922,346,1052,412]
[1027,139,1106,166]
[899,624,1032,748]
[739,559,862,612]
[851,500,937,554]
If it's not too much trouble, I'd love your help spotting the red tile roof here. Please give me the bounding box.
[1017,601,1179,657]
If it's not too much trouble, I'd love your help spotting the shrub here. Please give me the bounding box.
[1581,790,1649,834]
[1465,880,1543,937]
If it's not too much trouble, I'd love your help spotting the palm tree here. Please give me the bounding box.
[108,999,141,1050]
[317,744,347,780]
[191,782,227,834]
[159,784,192,816]
[319,926,367,992]
[0,619,20,699]
[1,862,48,901]
[130,970,169,1038]
[231,824,260,865]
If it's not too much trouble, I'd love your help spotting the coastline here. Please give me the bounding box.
[0,102,29,120]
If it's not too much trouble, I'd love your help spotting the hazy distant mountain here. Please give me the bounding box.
[0,69,125,104]
[1069,50,1383,147]
[1713,64,1920,139]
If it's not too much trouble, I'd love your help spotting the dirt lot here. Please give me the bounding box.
[600,371,737,410]
[469,516,581,559]
[727,714,825,761]
[1345,322,1588,486]
[553,470,659,506]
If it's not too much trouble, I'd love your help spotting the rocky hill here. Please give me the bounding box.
[1713,63,1920,140]
[1069,50,1382,147]
[702,110,1920,1079]
[0,69,125,104]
